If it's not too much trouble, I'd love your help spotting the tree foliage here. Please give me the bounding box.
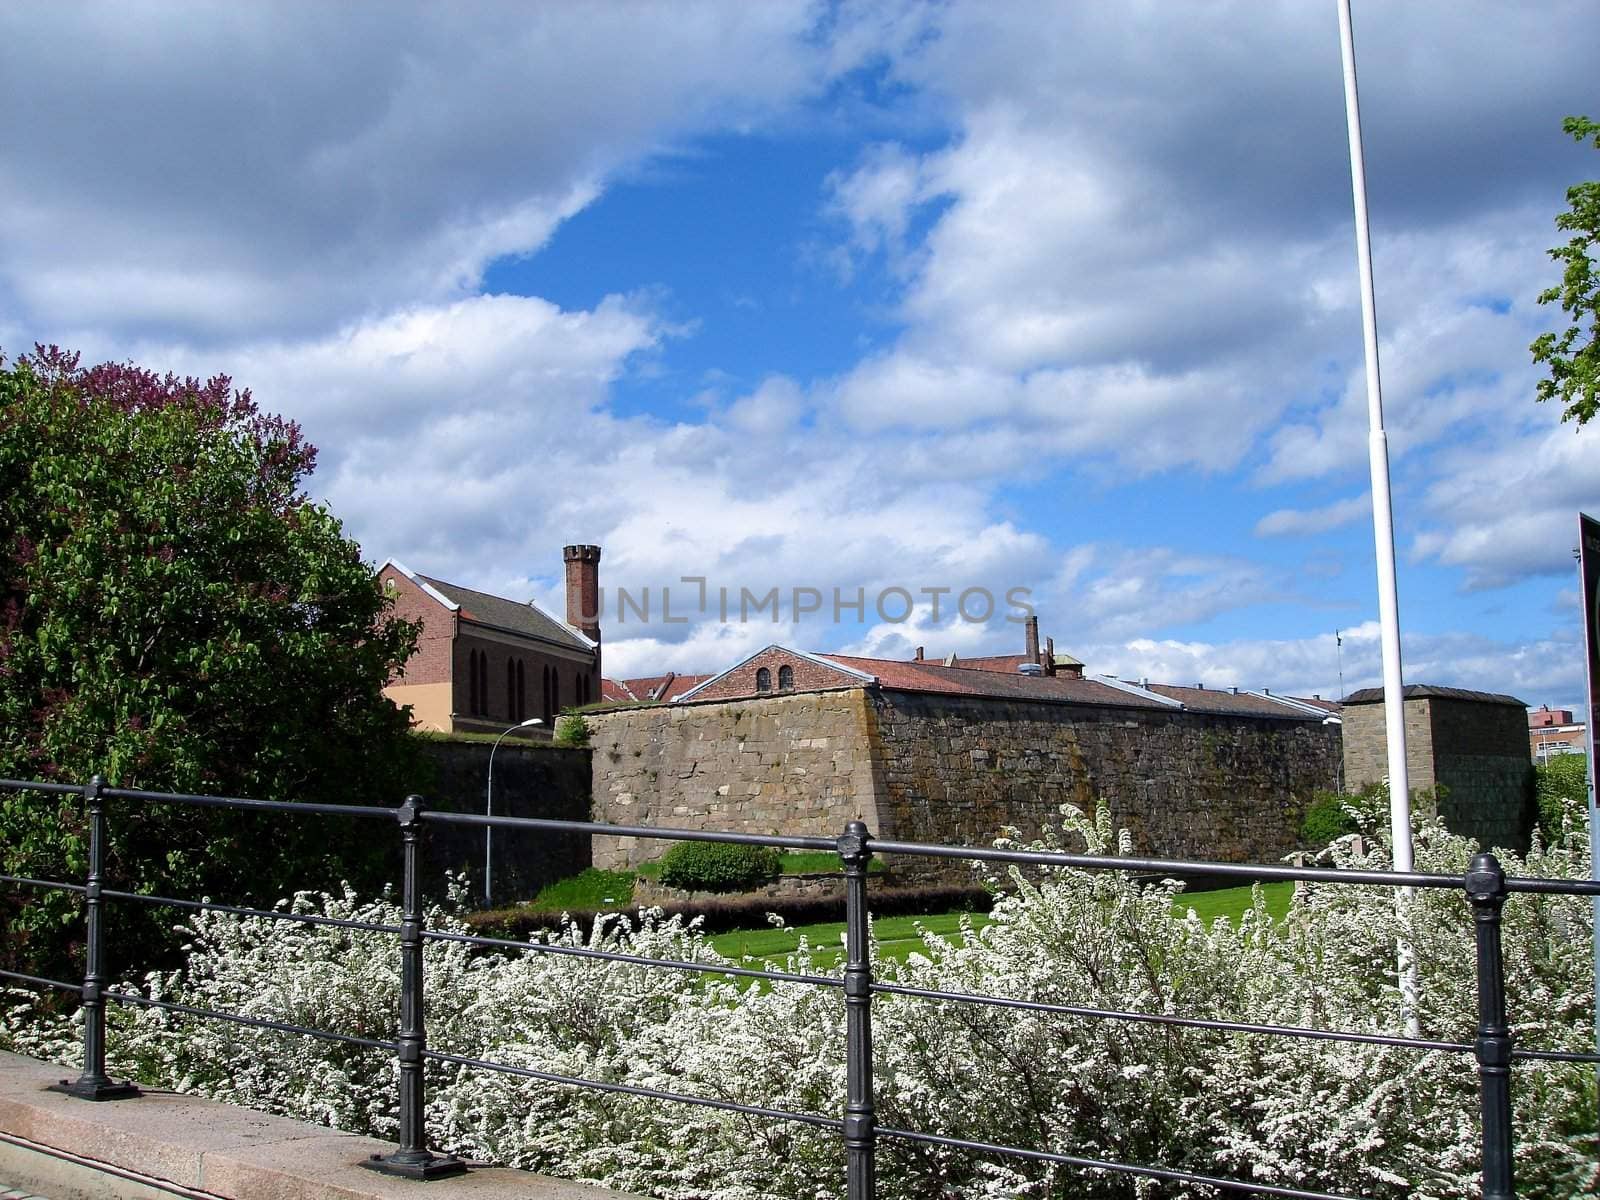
[1536,752,1590,845]
[0,346,421,973]
[1531,116,1600,427]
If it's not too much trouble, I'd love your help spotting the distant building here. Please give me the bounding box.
[907,615,1085,678]
[601,672,712,705]
[1342,685,1535,852]
[379,545,603,735]
[1528,705,1587,763]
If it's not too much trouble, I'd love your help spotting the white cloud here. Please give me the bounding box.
[0,3,837,341]
[1256,495,1372,538]
[1093,619,1586,712]
[5,0,1597,708]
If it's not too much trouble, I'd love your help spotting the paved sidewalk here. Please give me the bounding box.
[1,1050,639,1200]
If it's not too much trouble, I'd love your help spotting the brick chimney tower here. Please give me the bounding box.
[1024,614,1041,665]
[563,545,602,643]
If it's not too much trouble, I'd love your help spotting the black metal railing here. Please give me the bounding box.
[2,774,1598,1199]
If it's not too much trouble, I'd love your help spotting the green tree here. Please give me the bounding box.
[1535,751,1590,845]
[0,346,421,976]
[1531,116,1600,427]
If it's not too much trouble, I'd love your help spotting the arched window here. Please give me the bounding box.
[778,665,794,692]
[516,660,526,721]
[543,664,552,724]
[756,667,772,693]
[467,649,479,715]
[506,659,516,721]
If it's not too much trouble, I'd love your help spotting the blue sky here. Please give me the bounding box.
[1,1,1596,712]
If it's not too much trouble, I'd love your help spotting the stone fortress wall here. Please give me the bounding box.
[587,687,1342,874]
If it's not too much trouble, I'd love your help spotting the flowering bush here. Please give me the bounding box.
[5,806,1598,1199]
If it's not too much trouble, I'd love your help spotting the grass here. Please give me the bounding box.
[706,882,1296,971]
[1175,881,1294,926]
[527,867,637,911]
[709,911,991,972]
[519,870,1292,951]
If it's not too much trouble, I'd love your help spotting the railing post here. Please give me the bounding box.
[55,774,139,1100]
[364,795,464,1179]
[1466,852,1514,1200]
[838,819,877,1200]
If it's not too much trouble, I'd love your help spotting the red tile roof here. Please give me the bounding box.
[821,655,1176,709]
[600,672,713,705]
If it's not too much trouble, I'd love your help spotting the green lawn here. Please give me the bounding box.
[709,911,991,972]
[527,867,637,911]
[706,882,1295,972]
[520,874,1293,966]
[1175,881,1294,926]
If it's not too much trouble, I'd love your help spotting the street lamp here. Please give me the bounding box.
[486,717,542,906]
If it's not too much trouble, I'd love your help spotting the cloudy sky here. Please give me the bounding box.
[3,1,1597,711]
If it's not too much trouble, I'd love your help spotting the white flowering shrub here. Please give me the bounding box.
[4,806,1598,1199]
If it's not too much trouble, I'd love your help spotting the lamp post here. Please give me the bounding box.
[486,717,542,906]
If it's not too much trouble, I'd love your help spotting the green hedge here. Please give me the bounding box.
[657,841,782,892]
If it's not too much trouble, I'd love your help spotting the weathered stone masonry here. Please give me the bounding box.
[868,691,1341,868]
[1342,685,1535,853]
[588,686,1341,872]
[588,688,884,869]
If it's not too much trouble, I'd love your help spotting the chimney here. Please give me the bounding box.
[914,646,924,661]
[1044,636,1056,677]
[1024,615,1040,664]
[563,544,602,644]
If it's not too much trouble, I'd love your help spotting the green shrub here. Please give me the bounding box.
[657,840,781,892]
[552,712,590,747]
[1536,753,1589,845]
[1300,791,1358,846]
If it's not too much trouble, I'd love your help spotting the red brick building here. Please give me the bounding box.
[379,545,602,735]
[1529,705,1587,762]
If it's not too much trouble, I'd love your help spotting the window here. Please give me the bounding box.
[543,664,552,725]
[516,660,526,722]
[778,665,794,692]
[756,667,772,693]
[466,648,492,717]
[506,659,516,722]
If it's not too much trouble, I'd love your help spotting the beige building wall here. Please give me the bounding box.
[385,681,454,733]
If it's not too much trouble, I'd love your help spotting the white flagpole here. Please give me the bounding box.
[1336,0,1419,1033]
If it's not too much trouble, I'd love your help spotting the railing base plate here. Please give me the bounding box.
[362,1151,468,1180]
[49,1077,142,1102]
